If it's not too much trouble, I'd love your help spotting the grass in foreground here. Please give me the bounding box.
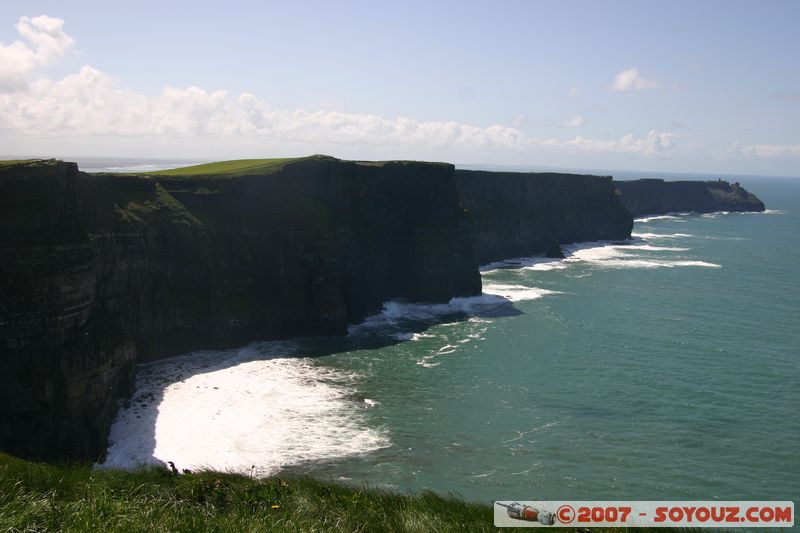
[1,453,700,532]
[0,453,492,532]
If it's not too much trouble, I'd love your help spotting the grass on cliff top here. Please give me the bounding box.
[0,158,60,168]
[147,155,450,179]
[0,453,701,533]
[147,157,308,178]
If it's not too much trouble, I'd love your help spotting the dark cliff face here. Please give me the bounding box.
[0,157,480,460]
[455,170,633,264]
[0,161,136,460]
[615,179,765,217]
[80,157,481,361]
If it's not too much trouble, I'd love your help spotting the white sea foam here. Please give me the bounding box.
[99,343,389,475]
[477,238,718,275]
[594,259,721,269]
[481,256,567,273]
[480,241,689,273]
[620,244,690,251]
[632,232,694,239]
[480,256,561,272]
[634,212,690,223]
[562,242,720,269]
[349,285,558,335]
[482,283,561,302]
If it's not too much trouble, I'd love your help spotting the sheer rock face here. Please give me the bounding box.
[0,157,480,460]
[0,160,136,460]
[614,179,765,217]
[455,170,633,265]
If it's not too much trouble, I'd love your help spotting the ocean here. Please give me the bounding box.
[96,163,799,513]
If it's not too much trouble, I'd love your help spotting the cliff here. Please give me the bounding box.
[0,160,136,460]
[4,158,702,462]
[615,179,765,217]
[455,170,633,264]
[0,156,480,460]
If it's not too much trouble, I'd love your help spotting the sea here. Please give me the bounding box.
[88,159,798,514]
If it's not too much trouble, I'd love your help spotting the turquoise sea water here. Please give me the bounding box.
[298,177,799,503]
[103,172,799,517]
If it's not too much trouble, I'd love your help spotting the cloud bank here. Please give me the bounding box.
[0,15,734,165]
[729,141,800,159]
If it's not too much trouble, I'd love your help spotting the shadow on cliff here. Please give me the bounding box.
[98,294,523,471]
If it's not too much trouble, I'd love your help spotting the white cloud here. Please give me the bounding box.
[563,115,585,128]
[729,141,800,159]
[512,114,527,127]
[0,15,679,161]
[607,67,661,92]
[0,15,74,92]
[1,72,676,158]
[564,130,675,156]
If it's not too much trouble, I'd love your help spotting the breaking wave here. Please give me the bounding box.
[634,213,691,223]
[100,343,389,476]
[632,232,694,239]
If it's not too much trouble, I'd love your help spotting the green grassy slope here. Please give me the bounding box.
[1,453,702,533]
[0,159,59,168]
[0,453,492,532]
[147,157,305,178]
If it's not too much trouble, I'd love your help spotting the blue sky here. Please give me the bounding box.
[1,1,798,175]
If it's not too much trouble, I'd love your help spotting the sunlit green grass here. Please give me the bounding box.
[0,453,492,532]
[146,157,303,178]
[0,159,55,167]
[1,453,707,532]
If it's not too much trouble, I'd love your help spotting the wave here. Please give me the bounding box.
[593,259,721,269]
[349,285,558,336]
[482,283,561,302]
[638,209,784,223]
[99,343,389,476]
[632,232,694,239]
[620,244,690,251]
[480,256,559,272]
[564,241,719,269]
[634,212,691,223]
[415,317,490,368]
[478,237,718,277]
[705,209,787,218]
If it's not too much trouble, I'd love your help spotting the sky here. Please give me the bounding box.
[0,1,798,176]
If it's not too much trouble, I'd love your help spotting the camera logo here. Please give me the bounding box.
[495,502,556,525]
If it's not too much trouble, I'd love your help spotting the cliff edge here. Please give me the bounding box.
[615,178,765,217]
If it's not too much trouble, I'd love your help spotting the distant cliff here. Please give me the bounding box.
[615,179,765,217]
[0,156,480,460]
[455,170,633,264]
